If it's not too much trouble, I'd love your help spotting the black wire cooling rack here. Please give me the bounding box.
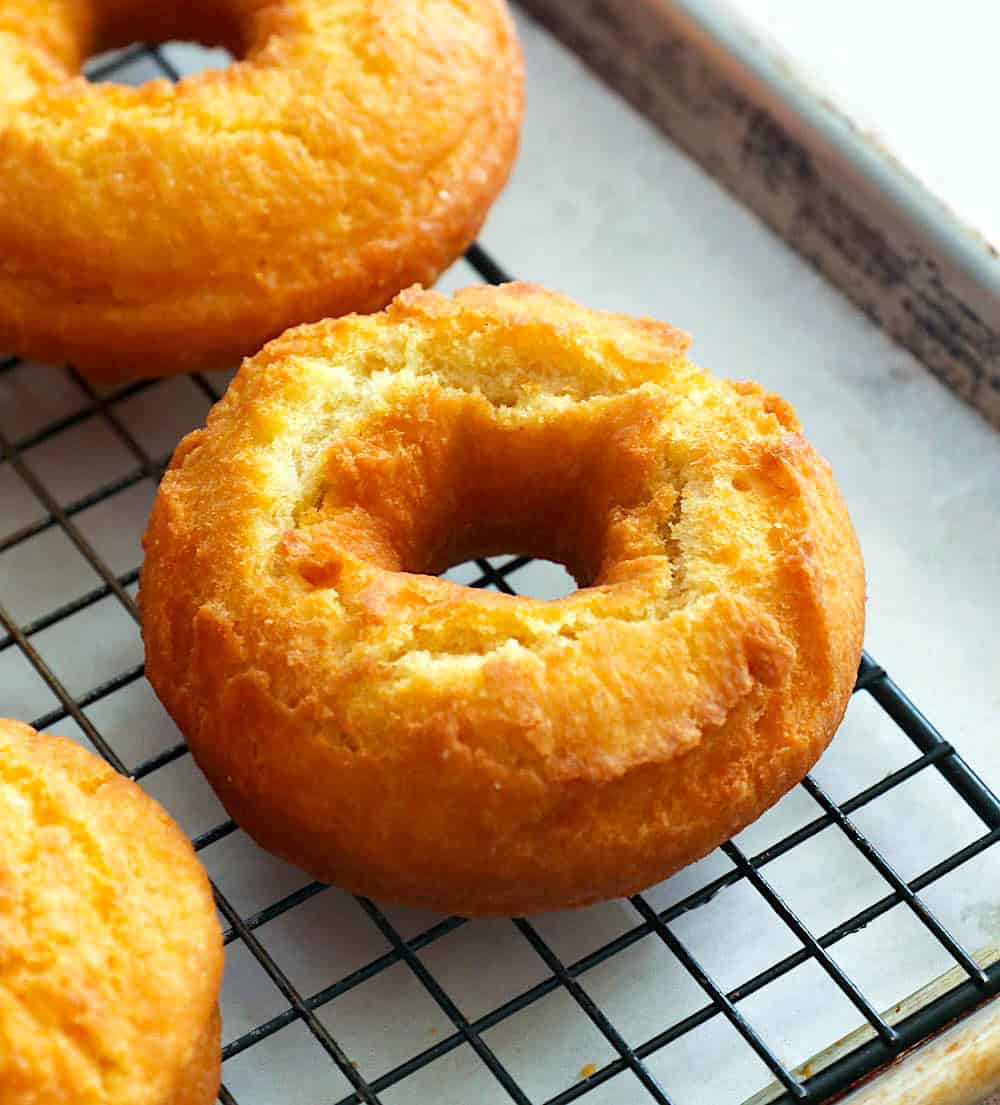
[1,40,999,1105]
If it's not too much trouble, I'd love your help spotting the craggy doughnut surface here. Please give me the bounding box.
[0,0,522,383]
[141,283,865,915]
[0,719,223,1105]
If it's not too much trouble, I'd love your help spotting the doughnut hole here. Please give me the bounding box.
[283,385,684,603]
[22,0,279,76]
[452,559,579,599]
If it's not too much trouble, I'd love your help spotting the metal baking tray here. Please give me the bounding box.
[1,24,997,1105]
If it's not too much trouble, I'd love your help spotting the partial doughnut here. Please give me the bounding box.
[0,718,223,1105]
[0,0,522,382]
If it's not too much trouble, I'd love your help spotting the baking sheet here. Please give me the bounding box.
[1,13,998,1105]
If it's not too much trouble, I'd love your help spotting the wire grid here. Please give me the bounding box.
[1,41,999,1105]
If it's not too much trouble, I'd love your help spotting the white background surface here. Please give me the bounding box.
[724,0,1000,246]
[0,8,998,1104]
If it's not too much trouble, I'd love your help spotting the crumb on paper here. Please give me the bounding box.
[579,1063,597,1079]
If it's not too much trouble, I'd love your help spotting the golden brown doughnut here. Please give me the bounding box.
[0,719,223,1105]
[141,283,865,916]
[0,0,522,384]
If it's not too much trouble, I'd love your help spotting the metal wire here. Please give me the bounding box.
[0,40,996,1105]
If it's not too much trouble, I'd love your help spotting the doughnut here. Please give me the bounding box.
[0,719,223,1104]
[0,0,522,384]
[141,283,865,916]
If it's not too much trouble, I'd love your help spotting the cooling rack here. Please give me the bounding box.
[0,38,998,1105]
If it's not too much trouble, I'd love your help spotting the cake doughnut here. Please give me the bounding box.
[141,283,865,916]
[0,0,522,384]
[0,719,223,1104]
